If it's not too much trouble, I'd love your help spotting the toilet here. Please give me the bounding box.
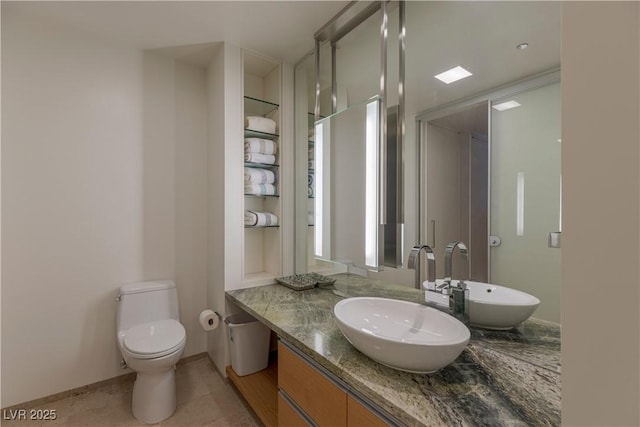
[116,280,186,424]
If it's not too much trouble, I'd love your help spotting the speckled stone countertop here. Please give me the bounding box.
[226,273,561,427]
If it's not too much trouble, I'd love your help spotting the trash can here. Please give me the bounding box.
[225,311,270,376]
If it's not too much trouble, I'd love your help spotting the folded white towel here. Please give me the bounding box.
[245,138,277,155]
[245,184,276,196]
[245,153,276,165]
[307,213,314,225]
[244,167,276,184]
[245,210,279,227]
[245,116,277,134]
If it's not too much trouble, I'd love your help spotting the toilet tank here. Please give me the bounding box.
[116,280,180,333]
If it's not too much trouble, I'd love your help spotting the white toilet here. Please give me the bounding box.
[116,280,186,424]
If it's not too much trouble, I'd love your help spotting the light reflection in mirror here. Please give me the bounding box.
[365,100,380,268]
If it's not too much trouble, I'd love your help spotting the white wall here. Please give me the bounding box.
[1,10,208,407]
[206,42,244,374]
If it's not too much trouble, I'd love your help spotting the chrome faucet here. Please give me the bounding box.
[443,241,469,286]
[407,245,435,290]
[442,241,470,324]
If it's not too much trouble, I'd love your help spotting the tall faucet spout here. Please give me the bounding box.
[408,245,436,289]
[444,241,469,284]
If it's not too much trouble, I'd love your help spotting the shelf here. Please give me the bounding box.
[245,225,280,229]
[226,361,278,427]
[243,271,278,287]
[245,162,279,169]
[245,193,279,198]
[244,96,279,117]
[245,129,279,140]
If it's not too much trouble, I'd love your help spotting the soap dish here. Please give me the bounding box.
[275,273,336,291]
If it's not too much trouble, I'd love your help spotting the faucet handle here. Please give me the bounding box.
[436,281,449,290]
[424,280,437,291]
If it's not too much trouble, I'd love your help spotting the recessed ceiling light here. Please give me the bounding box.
[492,100,521,111]
[517,42,529,51]
[434,66,472,84]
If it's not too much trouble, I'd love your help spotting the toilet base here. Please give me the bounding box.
[132,367,177,424]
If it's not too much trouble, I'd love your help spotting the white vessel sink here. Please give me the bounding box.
[428,280,541,330]
[333,297,470,373]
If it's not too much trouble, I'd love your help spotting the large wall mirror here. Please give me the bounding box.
[294,1,561,323]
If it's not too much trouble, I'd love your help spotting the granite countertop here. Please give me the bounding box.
[226,273,561,427]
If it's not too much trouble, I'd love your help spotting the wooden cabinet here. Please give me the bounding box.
[278,392,311,427]
[277,341,390,427]
[347,396,389,427]
[278,342,347,426]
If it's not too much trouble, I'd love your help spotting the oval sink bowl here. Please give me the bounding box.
[333,297,470,373]
[466,280,540,330]
[429,280,541,330]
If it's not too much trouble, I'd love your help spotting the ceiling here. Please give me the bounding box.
[2,1,349,64]
[4,1,561,112]
[330,1,561,114]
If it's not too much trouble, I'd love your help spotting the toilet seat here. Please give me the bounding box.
[123,319,186,359]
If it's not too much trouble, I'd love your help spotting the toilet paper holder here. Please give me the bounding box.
[199,310,222,331]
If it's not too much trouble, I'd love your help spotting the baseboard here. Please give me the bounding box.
[1,352,209,412]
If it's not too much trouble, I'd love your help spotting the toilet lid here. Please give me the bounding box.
[124,319,185,357]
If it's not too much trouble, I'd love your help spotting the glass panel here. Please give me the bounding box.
[244,129,279,139]
[490,82,561,323]
[244,96,279,116]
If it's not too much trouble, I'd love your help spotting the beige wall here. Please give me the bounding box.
[1,10,208,407]
[562,2,639,425]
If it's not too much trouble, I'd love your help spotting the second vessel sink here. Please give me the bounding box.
[428,280,541,330]
[333,297,470,373]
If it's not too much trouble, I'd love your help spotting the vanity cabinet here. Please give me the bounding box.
[277,341,389,427]
[277,392,311,427]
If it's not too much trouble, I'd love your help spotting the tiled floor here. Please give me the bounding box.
[2,357,260,427]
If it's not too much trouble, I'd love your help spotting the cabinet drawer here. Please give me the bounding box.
[278,342,347,427]
[347,395,389,427]
[278,392,311,427]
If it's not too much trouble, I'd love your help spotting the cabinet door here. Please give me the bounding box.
[278,392,311,427]
[347,396,389,427]
[278,342,347,427]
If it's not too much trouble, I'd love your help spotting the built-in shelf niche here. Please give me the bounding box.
[243,50,282,286]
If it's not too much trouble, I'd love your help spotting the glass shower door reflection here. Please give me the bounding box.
[489,82,561,323]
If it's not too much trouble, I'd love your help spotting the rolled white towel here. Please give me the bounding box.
[308,173,314,187]
[245,210,278,227]
[245,184,276,196]
[245,138,277,155]
[245,116,277,134]
[245,153,276,165]
[244,167,276,184]
[308,186,314,198]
